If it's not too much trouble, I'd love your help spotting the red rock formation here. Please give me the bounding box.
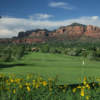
[29,30,47,37]
[50,24,100,39]
[0,39,11,43]
[85,25,100,38]
[1,23,100,44]
[49,25,86,39]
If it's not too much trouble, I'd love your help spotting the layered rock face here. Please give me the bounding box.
[85,25,100,38]
[0,39,11,43]
[49,25,85,39]
[50,23,100,39]
[13,29,49,43]
[18,29,48,38]
[1,23,100,44]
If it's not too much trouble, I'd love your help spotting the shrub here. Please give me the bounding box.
[87,51,96,60]
[49,48,57,53]
[41,45,49,53]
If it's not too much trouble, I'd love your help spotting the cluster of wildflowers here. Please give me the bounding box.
[0,74,100,100]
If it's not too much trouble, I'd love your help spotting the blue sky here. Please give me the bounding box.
[1,0,100,20]
[0,0,100,37]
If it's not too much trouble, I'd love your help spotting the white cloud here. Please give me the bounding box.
[29,13,54,20]
[49,2,73,10]
[0,16,100,38]
[91,16,99,20]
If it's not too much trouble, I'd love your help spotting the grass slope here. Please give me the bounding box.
[0,52,100,84]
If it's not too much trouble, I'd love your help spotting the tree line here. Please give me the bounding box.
[1,41,100,62]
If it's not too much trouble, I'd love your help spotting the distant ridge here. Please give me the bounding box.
[69,23,86,27]
[1,23,100,44]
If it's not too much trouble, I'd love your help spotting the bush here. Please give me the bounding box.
[49,48,57,53]
[0,45,26,62]
[67,49,81,56]
[41,45,49,53]
[87,51,96,60]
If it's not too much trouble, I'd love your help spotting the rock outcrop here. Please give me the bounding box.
[49,23,100,40]
[1,23,100,44]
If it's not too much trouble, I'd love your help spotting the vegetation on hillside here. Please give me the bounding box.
[0,44,25,62]
[1,41,100,62]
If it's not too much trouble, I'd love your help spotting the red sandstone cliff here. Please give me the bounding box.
[49,23,100,39]
[1,23,100,44]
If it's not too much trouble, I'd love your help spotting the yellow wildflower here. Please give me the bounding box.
[82,86,85,89]
[83,77,87,86]
[33,80,36,86]
[77,85,81,89]
[42,81,47,86]
[33,80,35,83]
[19,85,22,89]
[96,78,100,82]
[72,88,76,93]
[35,83,39,88]
[13,89,16,94]
[10,79,14,83]
[80,88,84,96]
[83,81,87,85]
[27,86,31,92]
[84,77,87,81]
[39,77,42,81]
[25,82,31,86]
[86,96,89,100]
[86,84,90,89]
[15,78,20,83]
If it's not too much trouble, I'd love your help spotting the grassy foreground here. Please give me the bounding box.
[0,73,100,100]
[0,52,100,84]
[0,52,100,100]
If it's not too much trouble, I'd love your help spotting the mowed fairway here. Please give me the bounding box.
[0,52,100,84]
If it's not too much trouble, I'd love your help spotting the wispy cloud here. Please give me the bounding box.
[0,16,100,38]
[91,16,99,20]
[29,13,54,20]
[49,2,73,10]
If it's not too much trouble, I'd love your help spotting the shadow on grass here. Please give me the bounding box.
[0,63,28,69]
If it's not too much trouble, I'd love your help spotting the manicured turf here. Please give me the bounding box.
[0,52,100,84]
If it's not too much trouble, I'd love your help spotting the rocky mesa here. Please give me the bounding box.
[1,23,100,44]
